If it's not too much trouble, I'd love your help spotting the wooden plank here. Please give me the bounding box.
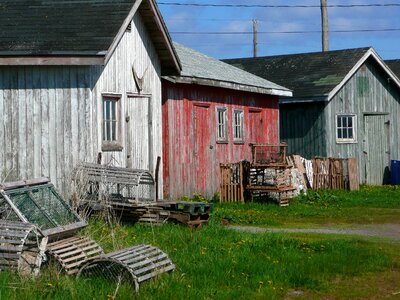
[348,157,360,191]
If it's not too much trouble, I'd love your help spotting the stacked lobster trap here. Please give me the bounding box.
[220,144,296,206]
[0,178,175,291]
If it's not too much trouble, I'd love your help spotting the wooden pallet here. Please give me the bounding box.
[78,244,175,291]
[47,236,104,275]
[0,220,47,276]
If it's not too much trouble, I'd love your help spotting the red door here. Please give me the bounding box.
[249,110,263,144]
[193,105,210,194]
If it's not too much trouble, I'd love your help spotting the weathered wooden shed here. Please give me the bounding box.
[0,0,181,196]
[225,48,400,184]
[162,43,291,199]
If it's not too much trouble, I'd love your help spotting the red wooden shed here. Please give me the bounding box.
[162,43,292,199]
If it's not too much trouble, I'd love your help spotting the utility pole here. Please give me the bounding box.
[320,0,329,51]
[252,19,258,57]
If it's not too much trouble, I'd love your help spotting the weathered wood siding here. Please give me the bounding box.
[279,102,327,158]
[326,58,400,184]
[0,12,163,197]
[162,82,280,199]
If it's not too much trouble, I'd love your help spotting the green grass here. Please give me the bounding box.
[0,186,399,299]
[0,219,397,299]
[214,185,400,226]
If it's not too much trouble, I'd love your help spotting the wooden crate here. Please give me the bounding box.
[78,244,175,291]
[220,162,245,203]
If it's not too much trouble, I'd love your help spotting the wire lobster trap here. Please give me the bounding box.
[0,178,87,241]
[251,143,288,166]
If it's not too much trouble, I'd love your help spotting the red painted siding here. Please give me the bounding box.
[162,81,280,199]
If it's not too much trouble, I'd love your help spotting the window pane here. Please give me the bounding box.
[338,128,342,139]
[343,128,348,138]
[348,128,353,139]
[347,116,352,127]
[337,117,342,128]
[342,117,347,127]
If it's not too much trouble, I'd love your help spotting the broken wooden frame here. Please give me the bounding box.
[0,220,47,276]
[78,244,176,291]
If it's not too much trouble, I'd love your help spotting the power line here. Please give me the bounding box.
[170,28,400,35]
[158,2,400,8]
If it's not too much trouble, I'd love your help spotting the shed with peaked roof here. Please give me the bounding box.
[162,43,291,199]
[0,0,181,197]
[225,48,400,185]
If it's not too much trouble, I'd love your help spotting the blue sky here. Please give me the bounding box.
[156,0,400,60]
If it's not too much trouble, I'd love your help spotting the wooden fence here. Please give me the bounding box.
[220,163,245,203]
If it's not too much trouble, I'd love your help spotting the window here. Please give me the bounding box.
[216,107,227,142]
[102,95,123,151]
[336,114,356,143]
[233,109,244,142]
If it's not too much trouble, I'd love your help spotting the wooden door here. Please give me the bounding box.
[125,96,151,170]
[364,114,390,184]
[193,105,210,194]
[249,110,263,144]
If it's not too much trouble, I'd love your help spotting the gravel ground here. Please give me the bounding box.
[227,224,400,241]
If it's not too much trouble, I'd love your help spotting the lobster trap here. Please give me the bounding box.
[0,178,86,241]
[74,163,156,209]
[78,244,175,291]
[0,220,47,276]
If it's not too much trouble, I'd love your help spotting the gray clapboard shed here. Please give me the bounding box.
[0,0,181,196]
[225,48,400,185]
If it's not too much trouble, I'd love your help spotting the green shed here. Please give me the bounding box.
[225,48,400,185]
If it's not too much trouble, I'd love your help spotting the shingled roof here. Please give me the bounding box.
[385,59,400,79]
[224,47,386,101]
[164,43,292,96]
[0,0,180,74]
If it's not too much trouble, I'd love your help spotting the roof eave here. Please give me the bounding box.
[279,95,329,104]
[0,55,105,66]
[163,75,292,97]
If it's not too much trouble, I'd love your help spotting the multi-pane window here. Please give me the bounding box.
[216,107,227,142]
[336,114,356,143]
[103,97,118,141]
[233,109,244,142]
[102,95,122,151]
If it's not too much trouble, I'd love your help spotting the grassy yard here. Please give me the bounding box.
[0,186,399,299]
[214,185,400,227]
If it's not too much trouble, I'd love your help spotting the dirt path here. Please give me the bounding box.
[227,224,400,241]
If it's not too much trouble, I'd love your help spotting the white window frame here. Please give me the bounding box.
[102,94,123,151]
[336,114,357,143]
[233,109,244,143]
[216,107,228,142]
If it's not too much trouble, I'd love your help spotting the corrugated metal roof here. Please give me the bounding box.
[224,48,371,99]
[167,43,292,96]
